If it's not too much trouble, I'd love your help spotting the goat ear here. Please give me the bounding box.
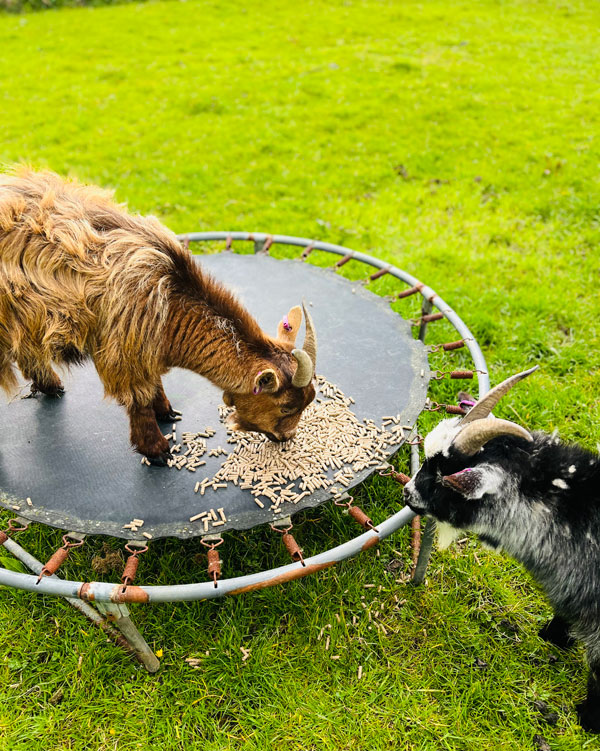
[441,467,492,499]
[277,306,303,345]
[222,391,234,407]
[253,368,280,394]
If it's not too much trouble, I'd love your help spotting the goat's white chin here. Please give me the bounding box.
[436,522,463,550]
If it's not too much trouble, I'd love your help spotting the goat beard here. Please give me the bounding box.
[435,522,504,553]
[436,522,464,550]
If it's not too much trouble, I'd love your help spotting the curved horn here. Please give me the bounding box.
[461,366,539,424]
[301,302,317,368]
[291,349,313,387]
[452,417,533,456]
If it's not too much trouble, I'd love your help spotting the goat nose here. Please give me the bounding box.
[264,431,285,443]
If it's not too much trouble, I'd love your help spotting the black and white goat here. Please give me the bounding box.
[404,366,600,733]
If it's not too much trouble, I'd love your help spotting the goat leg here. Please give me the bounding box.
[152,380,180,422]
[128,402,171,466]
[538,615,576,650]
[577,653,600,734]
[22,364,65,398]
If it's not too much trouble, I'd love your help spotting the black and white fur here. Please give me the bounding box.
[405,397,600,732]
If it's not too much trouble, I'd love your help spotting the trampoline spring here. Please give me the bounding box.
[348,505,378,532]
[120,543,148,590]
[432,369,486,381]
[411,516,422,568]
[379,468,411,485]
[7,518,29,533]
[445,404,468,415]
[36,535,84,584]
[0,517,28,544]
[282,532,305,566]
[396,283,424,300]
[411,312,445,326]
[335,253,354,268]
[207,548,222,587]
[425,401,467,416]
[334,496,379,532]
[261,235,274,253]
[369,267,389,281]
[225,235,233,251]
[121,555,140,587]
[427,338,471,353]
[37,547,70,583]
[301,243,315,260]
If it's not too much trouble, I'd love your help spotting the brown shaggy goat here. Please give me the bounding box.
[0,169,317,464]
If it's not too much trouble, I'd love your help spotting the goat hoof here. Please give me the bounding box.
[145,451,171,467]
[577,701,600,733]
[30,383,65,398]
[538,619,576,650]
[156,409,181,422]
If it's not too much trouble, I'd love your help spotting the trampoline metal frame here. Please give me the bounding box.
[0,233,488,672]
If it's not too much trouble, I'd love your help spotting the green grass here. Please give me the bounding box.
[1,0,600,748]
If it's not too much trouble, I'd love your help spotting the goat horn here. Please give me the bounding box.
[291,349,313,388]
[460,365,539,424]
[301,302,317,369]
[452,417,533,456]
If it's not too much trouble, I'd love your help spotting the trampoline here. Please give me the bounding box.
[0,233,489,671]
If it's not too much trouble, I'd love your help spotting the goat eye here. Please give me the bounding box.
[280,406,295,415]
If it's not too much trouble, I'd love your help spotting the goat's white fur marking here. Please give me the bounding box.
[436,522,463,550]
[568,465,576,474]
[424,417,462,458]
[552,478,569,489]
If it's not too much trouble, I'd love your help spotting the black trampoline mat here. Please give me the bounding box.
[0,253,430,539]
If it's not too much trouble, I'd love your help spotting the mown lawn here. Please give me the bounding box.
[1,0,600,749]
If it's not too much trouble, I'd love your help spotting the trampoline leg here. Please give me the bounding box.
[96,602,160,673]
[1,533,159,669]
[418,298,434,342]
[4,537,159,673]
[407,439,436,585]
[411,517,436,586]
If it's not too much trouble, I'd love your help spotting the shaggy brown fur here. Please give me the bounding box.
[0,168,315,463]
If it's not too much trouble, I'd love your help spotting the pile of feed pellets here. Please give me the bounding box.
[144,376,413,531]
